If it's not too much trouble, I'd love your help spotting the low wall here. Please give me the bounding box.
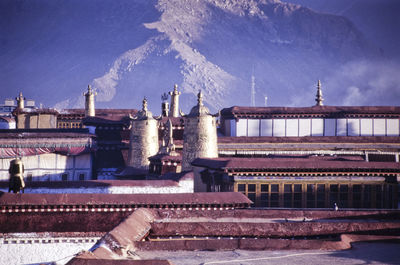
[150,221,400,238]
[0,211,130,233]
[136,235,400,251]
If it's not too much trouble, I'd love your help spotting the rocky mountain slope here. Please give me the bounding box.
[1,0,397,113]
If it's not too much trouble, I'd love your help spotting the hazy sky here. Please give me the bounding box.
[1,0,399,112]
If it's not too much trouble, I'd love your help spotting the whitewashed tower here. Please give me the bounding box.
[127,97,159,169]
[182,91,218,171]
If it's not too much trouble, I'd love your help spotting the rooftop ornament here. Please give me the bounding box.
[315,80,324,106]
[135,97,154,120]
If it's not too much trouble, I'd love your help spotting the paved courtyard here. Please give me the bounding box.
[139,241,400,265]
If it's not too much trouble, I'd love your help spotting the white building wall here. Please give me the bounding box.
[374,119,386,136]
[0,153,92,182]
[311,119,324,136]
[273,119,285,136]
[360,119,373,136]
[348,119,360,136]
[286,119,298,137]
[247,119,260,136]
[387,119,400,136]
[236,119,247,137]
[227,118,400,137]
[260,119,273,136]
[324,119,336,136]
[1,172,193,194]
[230,119,236,137]
[337,119,347,136]
[299,119,311,136]
[0,238,95,265]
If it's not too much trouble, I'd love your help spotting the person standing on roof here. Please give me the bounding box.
[8,158,25,193]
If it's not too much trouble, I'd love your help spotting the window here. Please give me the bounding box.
[307,184,315,208]
[62,173,68,181]
[284,184,292,208]
[317,184,325,208]
[293,184,302,208]
[363,185,372,208]
[79,173,85,181]
[238,184,245,193]
[339,185,349,208]
[353,184,362,208]
[247,184,256,204]
[375,185,383,208]
[388,185,395,209]
[329,184,339,208]
[260,184,269,207]
[248,184,256,192]
[270,184,279,207]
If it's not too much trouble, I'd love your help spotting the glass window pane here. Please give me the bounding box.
[294,184,302,192]
[294,193,302,201]
[261,193,269,201]
[284,184,292,192]
[271,193,279,201]
[284,194,292,201]
[238,184,245,192]
[248,193,256,203]
[340,185,348,193]
[271,184,279,192]
[248,184,256,192]
[261,184,268,192]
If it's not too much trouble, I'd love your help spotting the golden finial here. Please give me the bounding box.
[167,118,174,144]
[16,92,25,109]
[142,97,148,111]
[197,90,203,106]
[315,80,324,106]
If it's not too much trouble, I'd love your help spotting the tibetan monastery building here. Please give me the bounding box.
[192,104,400,209]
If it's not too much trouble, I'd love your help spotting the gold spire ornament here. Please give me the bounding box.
[315,80,324,106]
[169,84,181,117]
[16,92,25,109]
[84,85,97,117]
[142,97,148,112]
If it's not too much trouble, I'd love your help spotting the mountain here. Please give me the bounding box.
[1,0,398,114]
[286,0,400,59]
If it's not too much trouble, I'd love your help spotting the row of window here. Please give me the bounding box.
[57,122,82,128]
[236,183,397,209]
[23,172,87,182]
